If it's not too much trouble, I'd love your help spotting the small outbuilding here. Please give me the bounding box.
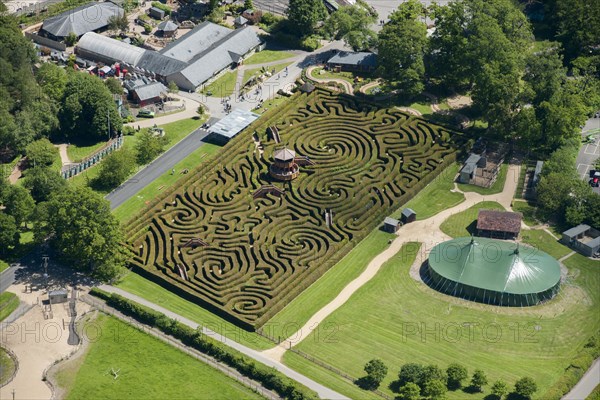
[157,20,178,37]
[130,81,167,106]
[327,51,378,72]
[234,16,248,28]
[49,289,69,304]
[458,153,483,184]
[561,224,600,257]
[476,209,523,239]
[401,208,416,224]
[298,82,315,94]
[149,6,166,20]
[383,217,401,233]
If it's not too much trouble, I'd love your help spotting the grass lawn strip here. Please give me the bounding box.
[0,347,16,386]
[67,141,106,163]
[200,70,239,97]
[244,50,296,65]
[521,229,571,260]
[0,260,9,274]
[0,292,19,321]
[512,200,541,227]
[439,201,505,238]
[287,242,600,399]
[62,314,263,400]
[242,62,293,86]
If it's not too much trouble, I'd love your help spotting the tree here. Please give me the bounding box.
[108,13,129,34]
[244,0,253,10]
[36,63,68,103]
[362,359,388,390]
[22,167,67,203]
[168,81,179,93]
[105,78,123,95]
[446,363,468,390]
[0,212,18,254]
[65,32,78,46]
[549,0,600,63]
[95,148,136,189]
[377,2,427,97]
[135,129,168,165]
[59,73,122,142]
[324,5,377,51]
[287,0,327,36]
[422,379,447,399]
[420,364,447,387]
[34,186,125,280]
[398,382,421,400]
[197,105,205,116]
[3,185,35,228]
[25,138,58,168]
[514,377,537,399]
[491,379,508,399]
[208,0,219,11]
[398,363,424,386]
[207,7,225,24]
[470,369,488,392]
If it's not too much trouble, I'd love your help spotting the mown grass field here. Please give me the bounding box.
[0,347,16,386]
[0,260,8,274]
[67,141,106,163]
[521,229,571,260]
[242,62,292,86]
[200,70,238,97]
[439,201,505,238]
[244,50,295,65]
[512,199,542,227]
[0,292,19,321]
[285,243,600,399]
[457,163,509,195]
[392,162,464,221]
[57,314,263,400]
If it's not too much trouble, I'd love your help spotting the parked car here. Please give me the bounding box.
[137,109,155,118]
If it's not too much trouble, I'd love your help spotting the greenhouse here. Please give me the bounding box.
[427,237,561,306]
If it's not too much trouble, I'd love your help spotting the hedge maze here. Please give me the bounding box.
[125,89,461,329]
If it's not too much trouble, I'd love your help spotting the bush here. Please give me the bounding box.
[300,35,321,51]
[144,24,152,34]
[25,138,58,168]
[150,1,171,15]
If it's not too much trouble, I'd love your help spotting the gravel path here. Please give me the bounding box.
[306,65,354,94]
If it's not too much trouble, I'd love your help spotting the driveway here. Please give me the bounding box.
[576,116,600,193]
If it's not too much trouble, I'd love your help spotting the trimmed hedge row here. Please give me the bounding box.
[123,88,464,329]
[90,288,317,400]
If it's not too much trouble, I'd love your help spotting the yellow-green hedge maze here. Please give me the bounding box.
[125,89,462,329]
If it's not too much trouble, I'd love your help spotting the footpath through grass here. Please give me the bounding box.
[440,201,505,238]
[392,162,464,221]
[457,163,509,195]
[244,50,295,65]
[57,314,263,400]
[285,242,600,399]
[0,292,19,321]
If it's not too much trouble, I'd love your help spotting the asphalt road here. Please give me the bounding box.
[0,265,18,293]
[563,358,600,400]
[105,121,216,210]
[576,116,600,194]
[98,285,348,400]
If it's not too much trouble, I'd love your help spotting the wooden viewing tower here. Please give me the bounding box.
[269,147,300,181]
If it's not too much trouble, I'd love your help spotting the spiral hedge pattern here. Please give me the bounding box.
[125,89,462,329]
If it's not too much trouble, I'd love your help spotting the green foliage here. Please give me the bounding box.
[22,167,67,203]
[3,185,34,227]
[470,369,487,391]
[299,35,321,51]
[514,376,537,399]
[59,73,123,142]
[104,78,123,95]
[287,0,327,36]
[35,186,125,280]
[94,148,136,189]
[64,32,78,46]
[398,363,424,387]
[108,13,129,33]
[398,382,420,400]
[324,5,377,51]
[362,359,388,389]
[244,0,253,10]
[25,138,58,168]
[151,1,171,15]
[446,363,468,390]
[0,212,18,254]
[422,379,447,399]
[377,2,427,98]
[491,379,508,398]
[135,130,168,165]
[36,63,68,103]
[144,24,152,34]
[168,81,178,93]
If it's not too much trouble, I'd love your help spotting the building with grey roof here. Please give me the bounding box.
[40,1,124,41]
[383,217,400,233]
[75,21,262,91]
[327,51,377,72]
[207,109,259,143]
[458,153,483,184]
[561,224,600,257]
[157,20,178,37]
[131,82,167,106]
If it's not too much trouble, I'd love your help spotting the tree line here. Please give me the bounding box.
[360,358,538,400]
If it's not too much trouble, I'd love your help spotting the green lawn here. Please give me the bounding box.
[266,229,395,341]
[115,273,273,350]
[0,260,9,274]
[408,101,434,115]
[392,163,464,221]
[587,383,600,400]
[521,229,571,260]
[457,163,509,195]
[242,62,292,86]
[244,50,295,65]
[67,141,107,163]
[255,94,290,114]
[0,292,19,322]
[285,242,600,399]
[311,67,357,86]
[512,199,541,227]
[0,347,16,386]
[440,201,505,238]
[113,142,220,222]
[200,70,239,97]
[58,314,263,400]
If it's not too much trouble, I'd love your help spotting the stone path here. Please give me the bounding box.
[306,65,354,94]
[125,93,202,129]
[261,163,521,362]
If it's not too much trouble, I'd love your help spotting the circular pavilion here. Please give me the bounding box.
[427,237,561,306]
[269,147,299,181]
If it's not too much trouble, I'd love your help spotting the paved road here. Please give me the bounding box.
[563,358,600,400]
[105,122,215,210]
[576,116,600,195]
[98,285,348,400]
[0,265,19,293]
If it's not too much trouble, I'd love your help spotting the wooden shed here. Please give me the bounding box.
[383,217,401,233]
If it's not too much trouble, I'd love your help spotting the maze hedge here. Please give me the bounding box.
[125,89,462,329]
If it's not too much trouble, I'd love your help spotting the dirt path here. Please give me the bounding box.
[262,164,521,362]
[55,144,72,167]
[306,65,354,95]
[7,158,24,184]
